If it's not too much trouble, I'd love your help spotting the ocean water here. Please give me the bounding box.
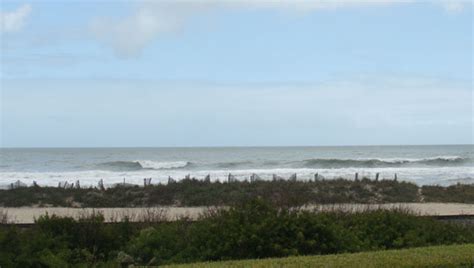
[0,145,473,188]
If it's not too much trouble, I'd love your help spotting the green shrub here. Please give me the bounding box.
[126,199,474,265]
[0,199,473,267]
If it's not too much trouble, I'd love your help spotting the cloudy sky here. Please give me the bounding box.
[0,0,472,147]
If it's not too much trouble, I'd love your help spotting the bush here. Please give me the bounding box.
[126,199,474,265]
[0,199,473,267]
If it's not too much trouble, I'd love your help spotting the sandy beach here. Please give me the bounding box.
[2,203,473,224]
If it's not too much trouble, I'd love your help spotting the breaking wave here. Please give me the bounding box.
[97,160,191,171]
[300,156,469,168]
[89,156,471,171]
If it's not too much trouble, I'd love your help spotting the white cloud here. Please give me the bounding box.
[90,0,467,58]
[90,0,413,58]
[90,2,213,58]
[3,75,472,146]
[440,0,468,13]
[0,4,32,33]
[233,0,413,11]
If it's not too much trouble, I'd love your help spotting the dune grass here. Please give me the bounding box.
[166,244,474,268]
[0,178,423,207]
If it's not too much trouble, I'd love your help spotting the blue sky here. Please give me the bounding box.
[0,0,472,147]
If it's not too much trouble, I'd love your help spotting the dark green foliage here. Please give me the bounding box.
[1,199,473,267]
[182,200,356,261]
[3,178,468,208]
[0,214,139,267]
[125,203,474,265]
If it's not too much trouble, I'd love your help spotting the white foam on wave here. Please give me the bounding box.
[353,155,465,163]
[137,160,189,169]
[1,166,473,188]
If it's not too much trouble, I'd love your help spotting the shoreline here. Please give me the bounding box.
[2,202,474,224]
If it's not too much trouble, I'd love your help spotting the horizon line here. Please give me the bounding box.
[1,144,472,149]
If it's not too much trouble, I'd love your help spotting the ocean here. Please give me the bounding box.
[0,145,472,188]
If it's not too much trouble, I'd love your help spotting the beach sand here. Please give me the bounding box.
[2,203,473,224]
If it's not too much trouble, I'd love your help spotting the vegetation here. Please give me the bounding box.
[166,243,474,268]
[422,183,474,203]
[1,178,472,207]
[0,199,473,267]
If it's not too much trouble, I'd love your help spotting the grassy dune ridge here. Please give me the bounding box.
[167,244,474,268]
[1,178,473,207]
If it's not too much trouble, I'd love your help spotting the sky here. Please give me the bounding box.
[0,0,472,147]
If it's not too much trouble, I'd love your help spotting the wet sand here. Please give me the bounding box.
[1,203,473,224]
